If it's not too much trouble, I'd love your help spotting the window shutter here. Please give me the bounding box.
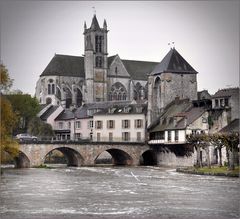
[128,120,130,128]
[134,120,137,128]
[113,120,115,129]
[107,120,109,129]
[95,121,97,129]
[122,120,124,128]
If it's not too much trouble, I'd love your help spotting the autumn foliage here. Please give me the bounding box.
[0,64,19,161]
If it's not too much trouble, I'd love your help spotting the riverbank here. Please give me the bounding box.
[176,166,239,177]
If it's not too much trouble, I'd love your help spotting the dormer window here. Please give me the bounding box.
[108,107,116,114]
[124,106,131,113]
[136,107,143,113]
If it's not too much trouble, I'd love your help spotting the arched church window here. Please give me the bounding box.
[115,66,118,74]
[134,82,146,101]
[140,87,145,100]
[96,56,103,68]
[48,84,51,95]
[108,82,127,101]
[113,91,117,100]
[51,84,55,95]
[76,88,83,107]
[64,87,72,109]
[47,79,55,95]
[95,35,103,53]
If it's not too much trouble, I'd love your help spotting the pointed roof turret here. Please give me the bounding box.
[151,48,198,75]
[90,14,100,30]
[103,19,107,29]
[84,21,87,30]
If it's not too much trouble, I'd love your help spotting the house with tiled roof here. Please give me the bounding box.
[148,98,209,145]
[212,87,239,121]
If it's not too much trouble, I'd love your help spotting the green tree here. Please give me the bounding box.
[5,94,40,134]
[209,133,225,167]
[0,64,13,93]
[0,64,19,162]
[187,133,211,168]
[28,117,54,140]
[221,132,239,170]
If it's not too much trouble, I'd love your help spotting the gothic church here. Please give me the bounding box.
[35,15,198,124]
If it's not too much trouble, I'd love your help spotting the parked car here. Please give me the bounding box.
[15,133,38,142]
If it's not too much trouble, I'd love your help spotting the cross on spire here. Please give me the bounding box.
[168,42,175,49]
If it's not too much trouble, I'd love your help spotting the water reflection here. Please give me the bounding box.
[0,167,239,219]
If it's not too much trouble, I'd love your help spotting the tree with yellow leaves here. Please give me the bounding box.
[0,64,19,163]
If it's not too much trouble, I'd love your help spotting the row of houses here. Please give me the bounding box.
[38,87,239,146]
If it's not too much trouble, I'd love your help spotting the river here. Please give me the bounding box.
[0,166,239,219]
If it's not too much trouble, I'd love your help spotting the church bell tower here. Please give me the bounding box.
[84,15,108,103]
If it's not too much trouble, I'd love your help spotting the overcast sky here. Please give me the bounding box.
[0,1,239,96]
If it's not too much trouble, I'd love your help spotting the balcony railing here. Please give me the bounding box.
[148,139,186,145]
[148,139,165,144]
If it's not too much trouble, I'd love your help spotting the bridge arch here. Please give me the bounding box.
[43,147,84,167]
[3,150,30,168]
[140,149,157,166]
[94,148,133,165]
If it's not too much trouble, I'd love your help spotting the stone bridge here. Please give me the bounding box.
[16,142,155,168]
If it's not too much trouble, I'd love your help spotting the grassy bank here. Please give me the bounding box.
[177,166,239,177]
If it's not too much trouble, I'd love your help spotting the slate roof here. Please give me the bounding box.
[175,107,206,129]
[122,59,158,80]
[149,99,192,132]
[108,55,117,66]
[212,88,239,98]
[54,101,133,120]
[220,119,239,133]
[150,102,206,132]
[40,105,59,121]
[41,53,156,81]
[150,48,198,75]
[94,103,147,115]
[41,54,85,77]
[197,90,212,100]
[55,109,74,120]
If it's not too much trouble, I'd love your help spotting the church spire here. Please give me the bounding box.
[84,21,87,30]
[90,14,100,30]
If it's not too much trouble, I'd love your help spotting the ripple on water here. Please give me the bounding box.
[0,167,239,219]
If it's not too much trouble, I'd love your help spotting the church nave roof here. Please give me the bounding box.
[41,54,85,77]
